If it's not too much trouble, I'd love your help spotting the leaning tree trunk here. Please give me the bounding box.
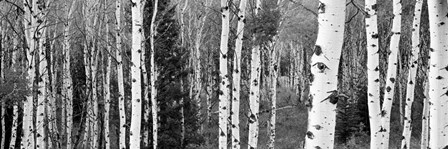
[22,0,37,148]
[304,1,345,149]
[247,0,262,148]
[380,0,401,148]
[115,0,126,148]
[400,0,422,148]
[365,0,382,148]
[218,0,230,148]
[150,0,159,148]
[427,0,448,148]
[129,0,144,148]
[421,72,429,149]
[231,0,247,148]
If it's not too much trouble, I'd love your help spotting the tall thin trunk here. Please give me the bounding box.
[115,0,126,148]
[231,0,247,148]
[218,0,230,148]
[103,7,111,149]
[421,74,429,149]
[129,0,144,148]
[47,31,57,149]
[36,1,47,148]
[1,18,6,149]
[9,35,18,149]
[22,0,37,148]
[268,43,279,149]
[150,0,159,148]
[82,0,94,147]
[380,0,401,147]
[427,0,448,148]
[304,1,345,148]
[365,0,382,148]
[400,0,422,148]
[247,0,261,148]
[179,0,188,147]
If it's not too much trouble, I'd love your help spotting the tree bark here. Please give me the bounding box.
[150,0,159,148]
[218,0,230,148]
[427,0,448,148]
[115,0,126,148]
[304,1,345,148]
[103,6,111,149]
[400,0,422,148]
[129,0,144,148]
[247,0,262,148]
[231,0,247,148]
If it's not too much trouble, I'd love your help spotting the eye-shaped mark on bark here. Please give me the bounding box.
[389,78,395,83]
[436,76,444,80]
[313,62,329,73]
[313,125,322,130]
[306,131,314,139]
[315,146,322,149]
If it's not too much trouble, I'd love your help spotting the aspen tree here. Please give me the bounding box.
[129,0,144,148]
[400,0,422,148]
[150,0,159,148]
[47,31,57,149]
[63,0,77,148]
[248,0,262,148]
[115,0,126,148]
[36,1,48,148]
[304,1,345,148]
[427,0,448,148]
[268,43,279,149]
[0,18,5,149]
[82,0,94,147]
[22,0,37,147]
[365,0,382,148]
[218,0,230,148]
[179,0,188,146]
[420,72,429,149]
[231,0,247,148]
[9,31,19,149]
[380,0,401,147]
[103,4,111,148]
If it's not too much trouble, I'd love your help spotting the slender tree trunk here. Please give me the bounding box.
[115,0,126,148]
[103,9,111,149]
[268,43,279,149]
[22,0,37,148]
[365,0,382,148]
[0,19,5,149]
[218,0,230,148]
[400,1,422,148]
[304,1,345,148]
[380,0,401,147]
[179,0,188,147]
[47,31,57,149]
[9,36,18,149]
[129,0,144,148]
[231,0,247,148]
[150,0,159,148]
[427,0,448,148]
[421,75,429,149]
[248,0,262,148]
[36,1,47,148]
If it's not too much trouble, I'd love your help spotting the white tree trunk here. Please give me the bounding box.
[231,0,247,148]
[421,76,429,149]
[150,0,159,148]
[268,43,279,149]
[380,0,401,148]
[129,0,144,148]
[36,2,47,148]
[400,1,422,148]
[304,1,345,149]
[179,0,188,146]
[218,0,230,148]
[22,0,37,148]
[103,11,111,149]
[365,0,382,148]
[9,42,18,149]
[115,0,126,148]
[427,0,448,148]
[247,0,261,148]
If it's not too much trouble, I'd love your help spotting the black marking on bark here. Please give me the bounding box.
[372,4,378,11]
[309,73,314,83]
[390,78,395,83]
[313,125,322,130]
[318,2,325,13]
[220,130,225,136]
[306,131,314,139]
[315,146,322,149]
[369,93,373,97]
[430,48,434,52]
[436,76,444,80]
[386,86,392,92]
[374,79,380,82]
[314,45,322,56]
[381,110,387,117]
[409,80,413,85]
[372,34,379,39]
[440,22,446,26]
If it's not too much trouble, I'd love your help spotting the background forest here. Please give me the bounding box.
[0,0,435,149]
